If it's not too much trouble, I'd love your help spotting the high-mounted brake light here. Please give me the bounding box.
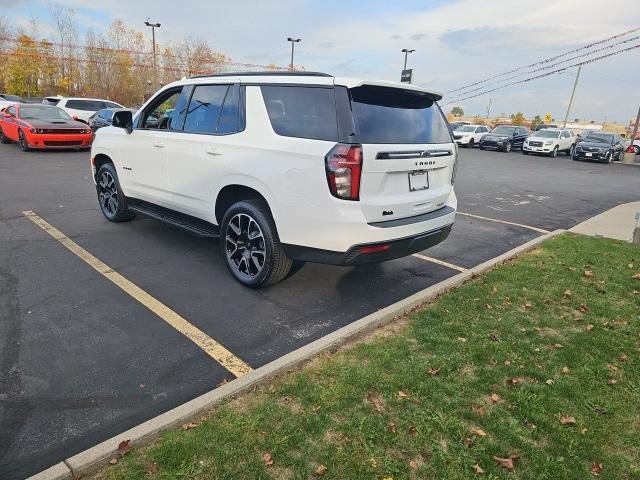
[325,143,363,200]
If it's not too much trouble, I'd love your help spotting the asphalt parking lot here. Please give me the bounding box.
[1,144,639,479]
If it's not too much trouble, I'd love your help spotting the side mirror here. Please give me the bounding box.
[112,110,133,134]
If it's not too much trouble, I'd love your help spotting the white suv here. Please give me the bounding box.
[43,96,124,122]
[90,72,457,287]
[523,128,576,157]
[453,124,490,148]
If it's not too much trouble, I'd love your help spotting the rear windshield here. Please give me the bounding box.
[349,85,451,144]
[261,86,338,141]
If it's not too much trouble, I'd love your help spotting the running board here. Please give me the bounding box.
[128,199,220,238]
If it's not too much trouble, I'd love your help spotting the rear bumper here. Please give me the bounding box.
[284,223,453,266]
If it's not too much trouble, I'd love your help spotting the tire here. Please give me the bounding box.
[567,145,575,156]
[18,129,30,152]
[522,148,528,155]
[549,146,558,158]
[468,138,474,148]
[503,142,512,153]
[617,150,624,161]
[0,127,10,144]
[634,146,640,155]
[479,145,485,150]
[220,199,294,288]
[96,163,136,222]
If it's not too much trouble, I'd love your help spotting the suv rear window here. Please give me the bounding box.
[349,86,451,144]
[261,86,337,141]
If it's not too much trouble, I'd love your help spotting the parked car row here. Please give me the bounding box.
[451,122,627,163]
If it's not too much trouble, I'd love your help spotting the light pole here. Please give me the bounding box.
[144,19,161,86]
[401,48,415,71]
[287,37,301,71]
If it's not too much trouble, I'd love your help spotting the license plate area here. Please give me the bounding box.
[585,152,593,157]
[409,170,429,191]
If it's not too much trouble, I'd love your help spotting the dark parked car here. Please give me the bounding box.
[479,125,529,152]
[88,108,136,132]
[573,132,625,163]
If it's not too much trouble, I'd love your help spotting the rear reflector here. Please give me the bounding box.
[359,244,390,254]
[325,143,363,200]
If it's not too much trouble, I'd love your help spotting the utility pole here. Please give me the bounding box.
[563,65,581,128]
[144,19,161,86]
[287,37,301,71]
[486,97,493,119]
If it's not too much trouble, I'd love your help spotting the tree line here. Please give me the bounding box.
[0,5,280,107]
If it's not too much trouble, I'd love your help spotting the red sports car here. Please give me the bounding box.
[0,103,93,151]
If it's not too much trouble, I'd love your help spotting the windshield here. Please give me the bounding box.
[20,106,73,121]
[459,126,476,133]
[492,126,516,135]
[535,130,561,139]
[584,133,613,144]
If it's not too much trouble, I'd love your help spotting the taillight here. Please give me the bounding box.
[325,143,363,201]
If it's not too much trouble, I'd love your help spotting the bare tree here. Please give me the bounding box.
[49,3,77,91]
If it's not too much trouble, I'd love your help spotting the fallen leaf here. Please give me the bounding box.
[546,379,554,385]
[504,360,511,366]
[584,270,594,278]
[314,464,328,476]
[618,354,628,362]
[471,427,487,437]
[146,463,159,474]
[579,304,589,313]
[408,425,417,436]
[367,393,385,414]
[628,263,633,269]
[117,440,132,457]
[463,437,475,447]
[370,458,378,468]
[607,364,619,372]
[387,422,396,433]
[109,458,118,465]
[428,367,441,376]
[409,460,418,470]
[472,404,486,415]
[382,477,394,480]
[607,379,618,385]
[262,452,273,466]
[586,324,594,331]
[632,273,640,280]
[493,454,519,471]
[398,390,409,399]
[590,462,603,476]
[523,302,533,309]
[491,287,498,294]
[581,428,588,434]
[560,416,576,425]
[458,337,467,343]
[563,289,572,298]
[181,422,198,430]
[485,303,493,310]
[473,463,485,474]
[507,377,525,385]
[561,366,571,374]
[490,393,502,403]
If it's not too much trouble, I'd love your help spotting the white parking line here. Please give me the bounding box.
[412,253,468,272]
[457,211,550,234]
[23,210,253,378]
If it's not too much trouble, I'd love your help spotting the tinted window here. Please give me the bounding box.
[262,86,337,141]
[350,85,451,144]
[217,84,241,134]
[20,106,72,120]
[66,100,106,111]
[43,98,61,106]
[183,85,229,135]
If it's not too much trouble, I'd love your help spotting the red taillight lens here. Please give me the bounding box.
[325,143,363,201]
[359,244,390,254]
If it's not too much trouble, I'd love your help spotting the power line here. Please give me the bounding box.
[444,26,640,95]
[446,34,640,101]
[441,42,640,106]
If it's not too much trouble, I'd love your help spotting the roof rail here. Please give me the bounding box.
[190,71,332,79]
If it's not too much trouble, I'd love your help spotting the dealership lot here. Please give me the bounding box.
[1,145,639,479]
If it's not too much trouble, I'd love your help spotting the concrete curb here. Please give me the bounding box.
[28,229,565,480]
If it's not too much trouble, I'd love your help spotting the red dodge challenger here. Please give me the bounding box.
[0,103,93,151]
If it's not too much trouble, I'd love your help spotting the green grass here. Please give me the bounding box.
[93,234,640,480]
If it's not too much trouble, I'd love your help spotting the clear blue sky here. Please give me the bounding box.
[2,0,639,123]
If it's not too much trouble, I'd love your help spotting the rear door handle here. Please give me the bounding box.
[152,141,165,148]
[205,146,222,156]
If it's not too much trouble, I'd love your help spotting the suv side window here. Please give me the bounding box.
[216,84,243,135]
[261,85,337,141]
[140,87,185,130]
[183,85,229,134]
